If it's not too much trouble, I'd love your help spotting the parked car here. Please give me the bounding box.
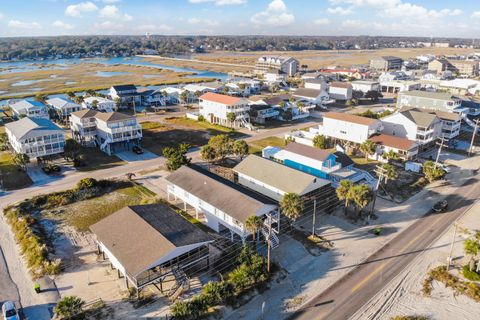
[432,200,448,213]
[2,301,19,320]
[132,146,144,154]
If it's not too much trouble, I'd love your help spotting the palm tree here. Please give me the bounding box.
[348,184,373,219]
[381,163,398,185]
[245,215,263,241]
[226,112,237,128]
[280,193,304,223]
[360,140,376,161]
[336,180,353,214]
[125,173,136,181]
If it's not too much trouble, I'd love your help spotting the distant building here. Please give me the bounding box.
[109,85,141,107]
[428,59,479,76]
[304,78,327,91]
[328,82,353,101]
[5,117,65,159]
[370,56,403,71]
[82,97,116,112]
[46,97,81,118]
[255,56,299,76]
[351,80,380,94]
[293,88,329,104]
[396,91,463,113]
[199,92,250,128]
[9,99,49,119]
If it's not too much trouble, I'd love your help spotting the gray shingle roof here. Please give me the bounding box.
[233,155,330,195]
[5,117,63,140]
[94,111,134,122]
[165,165,276,223]
[399,90,457,101]
[293,88,322,99]
[90,204,212,276]
[400,109,439,128]
[284,142,332,162]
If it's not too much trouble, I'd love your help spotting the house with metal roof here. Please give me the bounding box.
[165,165,279,243]
[5,117,65,159]
[233,155,331,202]
[9,99,49,119]
[82,96,117,112]
[46,97,81,117]
[381,109,442,148]
[90,204,213,292]
[396,90,463,113]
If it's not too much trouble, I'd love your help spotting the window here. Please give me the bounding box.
[340,130,347,135]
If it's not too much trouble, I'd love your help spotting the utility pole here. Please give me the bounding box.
[266,214,272,274]
[469,118,479,157]
[369,165,387,222]
[447,222,458,271]
[311,199,317,237]
[434,136,446,168]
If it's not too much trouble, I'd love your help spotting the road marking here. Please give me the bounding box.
[398,216,443,253]
[351,263,386,293]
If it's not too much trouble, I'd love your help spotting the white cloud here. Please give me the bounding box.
[189,0,246,5]
[8,19,42,29]
[103,0,121,3]
[473,11,480,18]
[94,20,125,32]
[99,5,132,21]
[314,18,330,25]
[250,0,294,27]
[383,3,462,19]
[52,20,74,30]
[327,6,353,15]
[188,17,219,26]
[65,1,98,18]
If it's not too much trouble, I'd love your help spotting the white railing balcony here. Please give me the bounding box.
[321,164,343,173]
[109,124,142,134]
[23,138,65,148]
[26,147,64,158]
[110,132,142,143]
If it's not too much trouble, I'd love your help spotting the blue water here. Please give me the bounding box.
[96,71,131,77]
[0,56,227,80]
[0,56,228,106]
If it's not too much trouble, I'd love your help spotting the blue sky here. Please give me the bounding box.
[0,0,478,37]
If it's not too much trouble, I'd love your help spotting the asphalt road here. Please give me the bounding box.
[289,175,480,320]
[0,246,21,311]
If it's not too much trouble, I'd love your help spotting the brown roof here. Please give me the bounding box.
[284,142,332,162]
[401,106,461,122]
[370,134,417,151]
[94,111,134,122]
[71,109,98,119]
[199,92,242,105]
[293,88,322,99]
[330,82,353,89]
[165,166,276,223]
[323,112,379,126]
[90,204,212,276]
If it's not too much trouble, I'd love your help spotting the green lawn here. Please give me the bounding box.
[62,183,157,231]
[0,151,32,190]
[248,136,286,154]
[76,146,127,172]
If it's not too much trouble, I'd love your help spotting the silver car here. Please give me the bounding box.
[1,301,19,320]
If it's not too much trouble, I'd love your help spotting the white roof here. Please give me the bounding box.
[183,84,210,92]
[83,97,114,104]
[162,87,184,94]
[46,97,80,110]
[10,100,46,113]
[5,117,64,140]
[440,79,480,89]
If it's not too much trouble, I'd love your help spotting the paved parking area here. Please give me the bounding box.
[26,165,56,185]
[115,149,158,162]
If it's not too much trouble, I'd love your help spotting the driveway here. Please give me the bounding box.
[26,165,57,185]
[115,149,158,162]
[0,246,20,310]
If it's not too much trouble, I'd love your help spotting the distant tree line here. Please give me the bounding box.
[0,35,476,61]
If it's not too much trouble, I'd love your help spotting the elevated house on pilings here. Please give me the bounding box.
[165,165,280,245]
[90,204,214,296]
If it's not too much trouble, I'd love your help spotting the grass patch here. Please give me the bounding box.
[175,209,215,234]
[60,183,157,232]
[423,265,480,302]
[0,151,32,190]
[248,136,285,154]
[75,146,126,172]
[141,117,244,155]
[462,265,480,281]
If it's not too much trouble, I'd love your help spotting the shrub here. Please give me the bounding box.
[198,115,205,122]
[462,265,480,281]
[428,265,480,302]
[201,281,230,305]
[76,178,98,190]
[54,296,85,320]
[421,277,432,296]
